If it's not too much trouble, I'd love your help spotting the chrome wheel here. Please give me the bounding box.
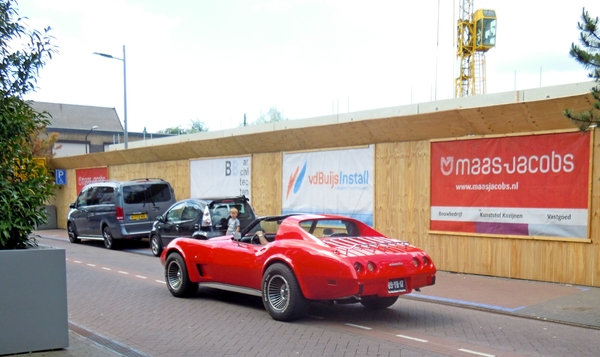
[266,274,290,312]
[164,253,197,297]
[167,259,183,290]
[262,263,308,321]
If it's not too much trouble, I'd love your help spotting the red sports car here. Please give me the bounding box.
[160,214,436,321]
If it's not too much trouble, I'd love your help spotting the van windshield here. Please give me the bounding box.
[123,184,171,204]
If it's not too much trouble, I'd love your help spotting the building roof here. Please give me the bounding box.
[31,101,124,132]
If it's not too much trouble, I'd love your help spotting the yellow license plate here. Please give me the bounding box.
[130,213,148,221]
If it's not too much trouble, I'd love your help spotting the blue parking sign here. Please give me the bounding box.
[55,169,66,185]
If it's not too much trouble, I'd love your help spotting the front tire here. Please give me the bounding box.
[360,296,398,310]
[103,226,117,250]
[150,234,163,256]
[262,263,308,321]
[165,253,197,297]
[67,222,80,243]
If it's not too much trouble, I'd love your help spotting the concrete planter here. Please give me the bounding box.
[0,246,69,355]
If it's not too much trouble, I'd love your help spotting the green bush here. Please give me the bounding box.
[0,0,56,249]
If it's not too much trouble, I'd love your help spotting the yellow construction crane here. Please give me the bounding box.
[455,1,497,97]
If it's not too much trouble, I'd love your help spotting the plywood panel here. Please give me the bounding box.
[251,153,282,216]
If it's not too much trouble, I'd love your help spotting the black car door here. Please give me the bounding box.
[159,202,185,246]
[176,203,202,238]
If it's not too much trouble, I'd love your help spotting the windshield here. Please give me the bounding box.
[299,219,359,238]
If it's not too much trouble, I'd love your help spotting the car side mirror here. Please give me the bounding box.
[69,202,76,209]
[157,215,164,222]
[233,232,241,241]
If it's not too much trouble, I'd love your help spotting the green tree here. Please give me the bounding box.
[0,0,56,249]
[564,8,600,130]
[157,118,208,134]
[188,118,208,133]
[247,107,287,126]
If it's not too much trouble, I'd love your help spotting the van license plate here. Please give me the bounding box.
[388,278,406,293]
[130,213,148,221]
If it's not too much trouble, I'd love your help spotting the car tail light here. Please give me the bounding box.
[422,256,430,266]
[116,206,124,221]
[353,262,363,274]
[412,257,419,267]
[201,206,212,227]
[367,261,377,273]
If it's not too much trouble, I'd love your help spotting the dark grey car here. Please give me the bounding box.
[149,196,256,256]
[67,178,176,249]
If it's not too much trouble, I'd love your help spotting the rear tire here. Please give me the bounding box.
[165,253,198,297]
[360,296,398,310]
[103,226,117,250]
[262,263,308,321]
[67,222,80,243]
[150,234,163,257]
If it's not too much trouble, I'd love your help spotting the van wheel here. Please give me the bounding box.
[150,234,163,256]
[103,226,117,250]
[67,222,80,243]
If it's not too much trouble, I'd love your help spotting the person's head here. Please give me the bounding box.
[230,207,238,217]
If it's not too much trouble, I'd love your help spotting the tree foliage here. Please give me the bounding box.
[247,107,287,126]
[0,0,56,249]
[157,118,209,135]
[564,8,600,130]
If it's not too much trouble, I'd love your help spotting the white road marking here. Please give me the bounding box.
[118,271,129,275]
[396,334,428,343]
[345,323,372,330]
[135,275,147,279]
[87,264,96,267]
[73,260,82,263]
[458,348,496,357]
[102,267,111,271]
[155,280,166,284]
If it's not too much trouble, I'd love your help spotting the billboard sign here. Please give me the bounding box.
[282,146,373,226]
[190,157,251,200]
[430,132,590,238]
[75,167,108,193]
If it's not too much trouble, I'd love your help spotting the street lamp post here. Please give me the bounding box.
[85,126,98,154]
[93,45,128,149]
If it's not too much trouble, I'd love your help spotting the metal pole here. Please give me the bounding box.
[85,126,97,154]
[122,45,128,149]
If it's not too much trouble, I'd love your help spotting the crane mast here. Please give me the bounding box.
[455,0,497,97]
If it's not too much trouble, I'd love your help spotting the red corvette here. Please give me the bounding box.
[160,214,436,321]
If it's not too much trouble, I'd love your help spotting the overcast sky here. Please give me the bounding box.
[18,0,600,134]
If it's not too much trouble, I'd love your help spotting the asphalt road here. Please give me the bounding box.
[30,233,600,357]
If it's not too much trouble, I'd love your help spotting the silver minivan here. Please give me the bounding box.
[67,178,176,249]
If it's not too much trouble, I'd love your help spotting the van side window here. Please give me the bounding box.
[148,184,171,202]
[123,183,172,204]
[76,187,92,207]
[98,187,115,204]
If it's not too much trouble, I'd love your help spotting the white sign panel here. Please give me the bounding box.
[190,157,251,200]
[282,146,373,225]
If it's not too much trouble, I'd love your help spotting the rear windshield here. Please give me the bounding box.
[210,201,253,221]
[123,183,172,204]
